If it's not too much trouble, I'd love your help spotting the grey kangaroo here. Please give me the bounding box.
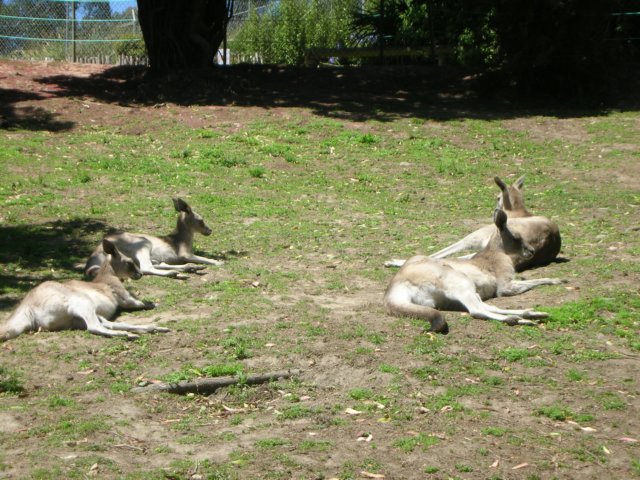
[384,209,564,334]
[385,176,561,272]
[85,198,223,279]
[1,239,169,341]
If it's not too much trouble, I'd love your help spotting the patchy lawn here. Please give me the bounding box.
[1,60,639,480]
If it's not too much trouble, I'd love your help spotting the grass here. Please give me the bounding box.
[162,362,245,383]
[0,366,24,394]
[0,70,638,480]
[393,433,440,452]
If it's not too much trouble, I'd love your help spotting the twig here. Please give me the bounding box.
[113,443,145,452]
[131,369,301,395]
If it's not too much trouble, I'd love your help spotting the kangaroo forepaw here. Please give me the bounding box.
[150,326,170,333]
[143,301,157,310]
[502,316,521,326]
[516,318,539,326]
[384,259,405,268]
[184,264,207,273]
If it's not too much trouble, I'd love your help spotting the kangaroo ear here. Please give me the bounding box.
[172,197,192,214]
[102,238,118,256]
[514,175,525,189]
[493,209,508,230]
[494,176,508,191]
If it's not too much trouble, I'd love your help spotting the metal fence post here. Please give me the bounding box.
[71,0,76,62]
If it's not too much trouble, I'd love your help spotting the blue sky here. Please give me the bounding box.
[110,1,137,14]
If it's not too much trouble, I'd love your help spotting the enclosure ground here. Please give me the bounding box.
[0,60,639,480]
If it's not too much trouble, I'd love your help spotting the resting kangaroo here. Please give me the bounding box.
[384,209,564,334]
[385,175,561,272]
[1,239,169,341]
[85,198,222,279]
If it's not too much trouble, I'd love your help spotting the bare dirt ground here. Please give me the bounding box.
[1,60,639,480]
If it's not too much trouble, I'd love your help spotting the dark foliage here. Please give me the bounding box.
[490,0,620,101]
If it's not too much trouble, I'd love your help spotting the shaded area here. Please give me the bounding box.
[34,64,640,122]
[0,218,109,306]
[0,87,74,131]
[1,61,639,132]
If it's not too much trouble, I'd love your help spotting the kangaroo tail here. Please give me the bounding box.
[384,288,449,334]
[1,308,32,342]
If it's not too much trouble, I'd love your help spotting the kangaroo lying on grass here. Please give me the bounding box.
[85,198,223,279]
[385,176,562,272]
[384,209,564,334]
[1,239,169,341]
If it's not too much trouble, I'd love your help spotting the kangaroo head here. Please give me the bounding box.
[173,197,212,236]
[103,239,143,280]
[493,209,534,259]
[494,175,527,214]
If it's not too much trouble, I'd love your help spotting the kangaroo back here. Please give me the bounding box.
[508,216,561,271]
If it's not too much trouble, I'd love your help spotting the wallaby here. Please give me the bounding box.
[85,198,223,279]
[385,175,561,272]
[384,209,564,334]
[1,239,169,341]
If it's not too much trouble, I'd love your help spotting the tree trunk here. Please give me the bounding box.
[137,0,230,73]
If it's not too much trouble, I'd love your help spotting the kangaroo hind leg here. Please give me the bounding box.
[136,251,187,278]
[453,291,534,326]
[98,316,169,334]
[68,301,139,339]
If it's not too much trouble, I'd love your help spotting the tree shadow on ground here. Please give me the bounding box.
[28,64,640,124]
[0,218,110,308]
[0,87,75,131]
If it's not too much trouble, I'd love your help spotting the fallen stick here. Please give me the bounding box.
[131,369,301,395]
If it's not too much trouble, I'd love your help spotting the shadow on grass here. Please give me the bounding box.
[0,218,110,303]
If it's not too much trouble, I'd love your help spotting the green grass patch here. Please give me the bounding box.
[393,433,439,452]
[481,427,507,437]
[535,404,593,423]
[161,363,245,383]
[0,366,24,394]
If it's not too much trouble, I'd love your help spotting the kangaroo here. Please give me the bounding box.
[385,175,561,272]
[384,209,564,334]
[1,239,169,341]
[85,198,223,279]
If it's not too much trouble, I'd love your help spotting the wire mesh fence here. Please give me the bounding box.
[1,0,428,67]
[0,0,339,66]
[0,0,363,66]
[0,0,147,64]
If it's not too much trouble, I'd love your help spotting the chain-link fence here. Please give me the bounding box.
[1,0,419,67]
[0,0,145,64]
[0,0,363,66]
[227,0,360,65]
